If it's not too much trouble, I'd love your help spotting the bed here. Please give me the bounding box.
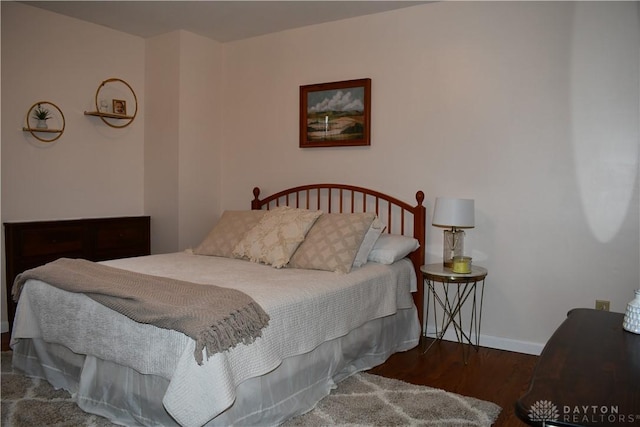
[10,183,426,427]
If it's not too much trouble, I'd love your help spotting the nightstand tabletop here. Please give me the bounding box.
[421,263,487,282]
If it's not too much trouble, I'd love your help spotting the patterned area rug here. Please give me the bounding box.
[1,351,500,426]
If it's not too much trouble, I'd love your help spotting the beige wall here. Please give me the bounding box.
[2,1,638,353]
[1,2,146,220]
[176,31,224,252]
[144,32,181,254]
[220,1,639,352]
[144,30,223,254]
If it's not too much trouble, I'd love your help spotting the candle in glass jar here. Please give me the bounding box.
[452,256,472,273]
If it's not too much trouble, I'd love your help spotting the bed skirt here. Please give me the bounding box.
[11,306,420,427]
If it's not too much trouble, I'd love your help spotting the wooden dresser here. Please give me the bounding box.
[4,216,150,332]
[516,308,640,426]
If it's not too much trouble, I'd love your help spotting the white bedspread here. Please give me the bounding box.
[11,252,416,427]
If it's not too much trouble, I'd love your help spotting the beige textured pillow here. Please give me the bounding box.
[232,206,322,268]
[289,212,376,274]
[193,210,266,258]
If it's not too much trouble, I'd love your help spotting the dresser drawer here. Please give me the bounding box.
[20,225,86,257]
[94,221,148,251]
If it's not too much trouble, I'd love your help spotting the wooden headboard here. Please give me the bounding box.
[251,183,426,327]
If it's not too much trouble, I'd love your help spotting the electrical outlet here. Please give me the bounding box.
[595,300,610,311]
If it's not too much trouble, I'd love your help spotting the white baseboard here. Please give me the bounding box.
[424,326,544,356]
[1,321,9,334]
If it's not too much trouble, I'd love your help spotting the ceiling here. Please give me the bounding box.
[22,1,429,43]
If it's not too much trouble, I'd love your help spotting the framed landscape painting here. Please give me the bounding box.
[300,78,371,148]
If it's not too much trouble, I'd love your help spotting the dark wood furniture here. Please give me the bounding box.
[516,308,640,426]
[4,216,150,332]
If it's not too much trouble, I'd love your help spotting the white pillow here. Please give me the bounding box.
[367,233,420,265]
[352,217,386,268]
[232,206,322,268]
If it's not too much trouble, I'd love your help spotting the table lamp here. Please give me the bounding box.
[432,197,475,268]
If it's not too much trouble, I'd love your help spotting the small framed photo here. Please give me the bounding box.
[300,78,371,148]
[112,99,127,116]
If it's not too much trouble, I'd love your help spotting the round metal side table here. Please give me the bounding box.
[421,263,487,364]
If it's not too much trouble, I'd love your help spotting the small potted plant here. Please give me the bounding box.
[32,105,52,129]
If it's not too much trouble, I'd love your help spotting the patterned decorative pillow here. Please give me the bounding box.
[193,210,266,258]
[289,212,376,274]
[233,206,322,268]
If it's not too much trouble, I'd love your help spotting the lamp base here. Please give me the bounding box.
[443,229,465,268]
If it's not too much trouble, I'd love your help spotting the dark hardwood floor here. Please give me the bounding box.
[369,337,538,427]
[1,332,537,426]
[1,332,9,351]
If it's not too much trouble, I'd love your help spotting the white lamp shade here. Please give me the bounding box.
[432,197,475,228]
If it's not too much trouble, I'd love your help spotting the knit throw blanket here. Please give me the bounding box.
[12,258,270,365]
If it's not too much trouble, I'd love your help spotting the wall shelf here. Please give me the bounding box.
[84,111,135,120]
[84,77,138,128]
[23,101,65,143]
[22,127,64,133]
